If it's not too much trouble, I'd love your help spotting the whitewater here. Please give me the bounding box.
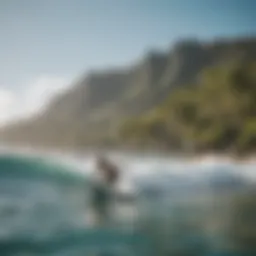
[0,146,255,256]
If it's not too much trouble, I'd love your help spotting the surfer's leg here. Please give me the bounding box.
[90,203,108,228]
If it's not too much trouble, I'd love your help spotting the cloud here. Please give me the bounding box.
[0,75,72,126]
[21,75,72,116]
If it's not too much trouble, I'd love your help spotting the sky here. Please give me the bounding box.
[0,0,255,125]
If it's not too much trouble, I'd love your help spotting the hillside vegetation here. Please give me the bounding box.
[120,60,256,154]
[0,37,255,154]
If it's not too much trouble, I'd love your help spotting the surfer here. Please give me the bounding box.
[90,155,120,227]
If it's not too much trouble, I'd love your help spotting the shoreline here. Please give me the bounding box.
[0,144,255,164]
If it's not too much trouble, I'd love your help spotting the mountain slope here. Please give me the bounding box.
[1,37,255,148]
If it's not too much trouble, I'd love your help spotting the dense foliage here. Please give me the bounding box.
[120,61,256,154]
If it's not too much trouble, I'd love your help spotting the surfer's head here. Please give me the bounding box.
[95,155,108,169]
[95,155,119,184]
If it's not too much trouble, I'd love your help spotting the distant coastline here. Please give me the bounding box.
[0,37,255,155]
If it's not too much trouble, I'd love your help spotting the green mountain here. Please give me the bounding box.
[1,37,255,151]
[121,59,256,154]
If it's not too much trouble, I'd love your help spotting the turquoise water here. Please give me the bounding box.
[0,154,147,255]
[0,154,85,254]
[0,153,254,256]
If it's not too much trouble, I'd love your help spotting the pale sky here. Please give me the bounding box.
[0,0,255,125]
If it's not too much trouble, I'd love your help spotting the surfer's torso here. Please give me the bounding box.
[89,157,119,227]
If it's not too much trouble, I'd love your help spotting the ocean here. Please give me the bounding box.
[0,148,255,256]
